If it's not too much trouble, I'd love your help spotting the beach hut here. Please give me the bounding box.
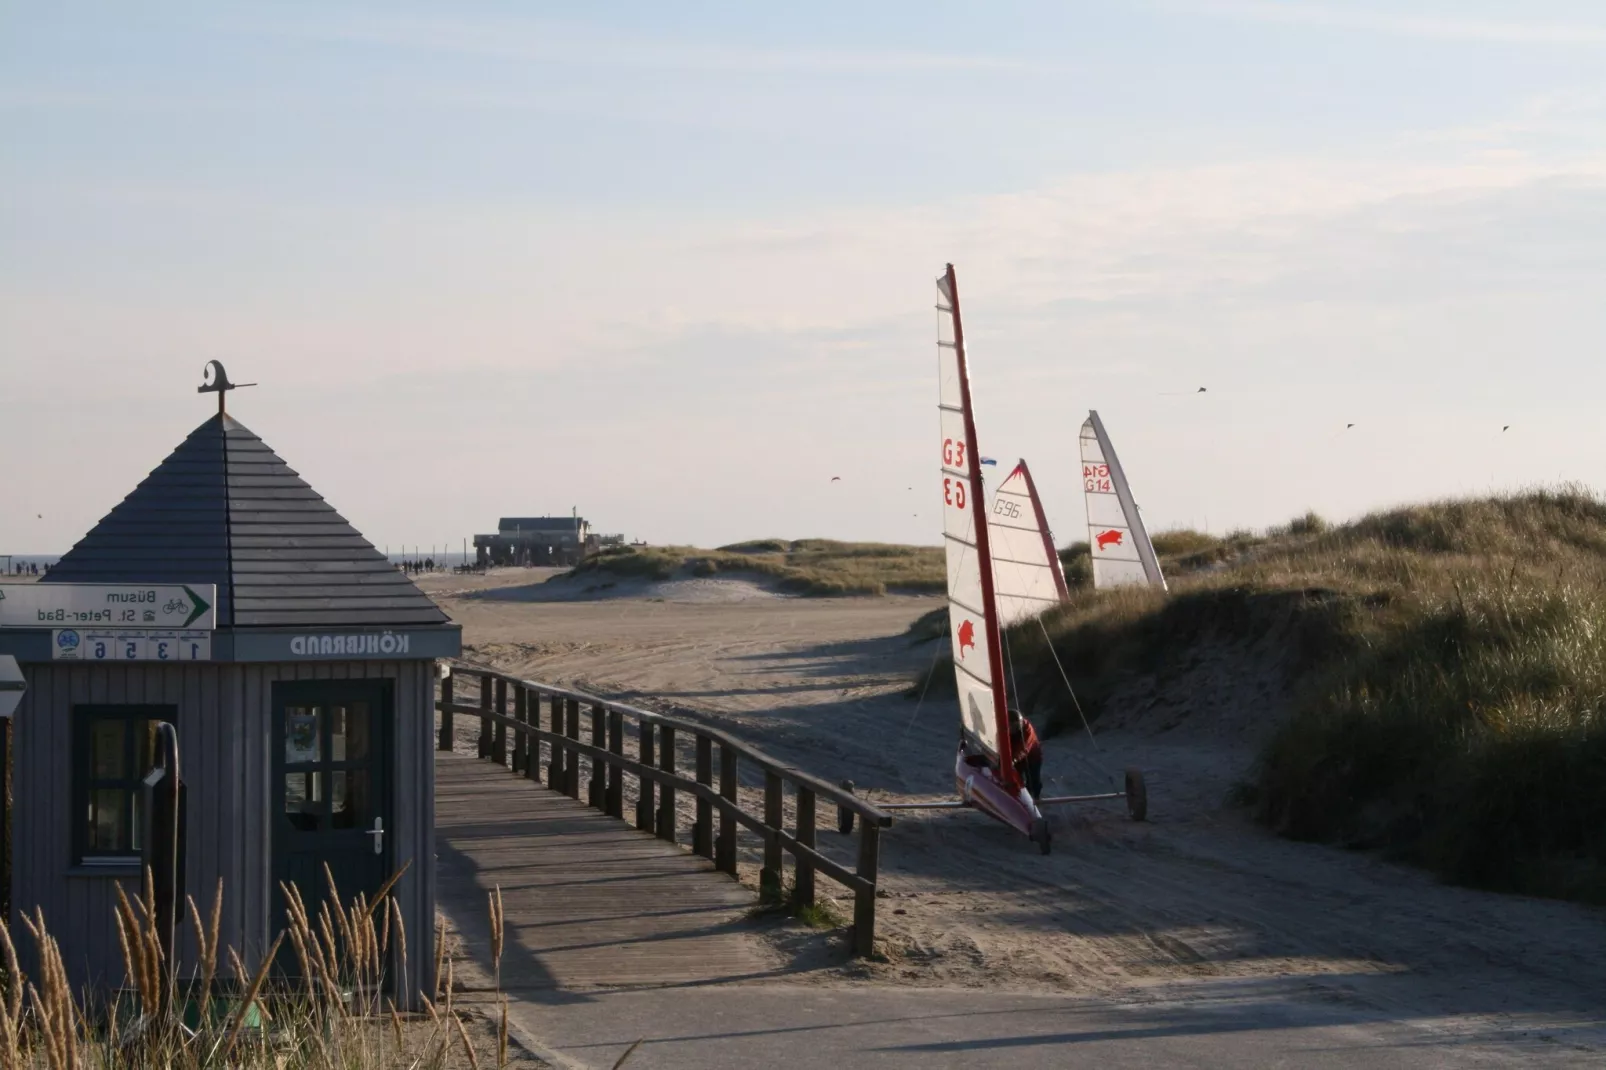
[0,369,459,1003]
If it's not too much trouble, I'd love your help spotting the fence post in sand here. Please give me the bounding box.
[656,725,676,843]
[762,770,784,899]
[716,744,737,875]
[606,708,624,818]
[477,675,492,759]
[437,670,454,752]
[636,721,656,832]
[492,677,508,767]
[511,684,527,774]
[564,697,582,800]
[547,690,565,791]
[693,735,713,859]
[853,822,880,957]
[588,704,606,808]
[794,786,816,908]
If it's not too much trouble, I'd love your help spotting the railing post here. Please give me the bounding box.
[656,725,676,843]
[794,786,816,908]
[716,744,737,875]
[565,697,581,800]
[693,735,713,859]
[762,770,783,899]
[511,685,527,774]
[853,822,880,957]
[606,709,624,819]
[492,677,508,767]
[547,690,564,791]
[477,675,492,760]
[524,690,542,782]
[437,669,454,752]
[636,721,656,832]
[588,704,606,809]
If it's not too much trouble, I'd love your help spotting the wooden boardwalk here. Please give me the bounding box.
[434,750,773,989]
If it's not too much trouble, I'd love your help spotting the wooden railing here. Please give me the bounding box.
[435,661,894,955]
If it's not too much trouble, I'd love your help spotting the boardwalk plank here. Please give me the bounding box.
[434,750,770,989]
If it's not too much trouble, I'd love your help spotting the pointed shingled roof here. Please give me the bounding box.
[45,414,450,629]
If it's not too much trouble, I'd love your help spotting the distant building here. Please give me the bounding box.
[474,516,591,567]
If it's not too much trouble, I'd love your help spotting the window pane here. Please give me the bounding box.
[285,707,321,764]
[285,772,323,832]
[331,703,370,762]
[88,789,130,851]
[330,769,370,830]
[90,720,125,779]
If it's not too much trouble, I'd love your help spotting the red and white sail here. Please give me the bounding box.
[989,459,1071,627]
[936,266,1016,779]
[1080,411,1166,590]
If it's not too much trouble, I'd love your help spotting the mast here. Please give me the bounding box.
[940,264,1018,787]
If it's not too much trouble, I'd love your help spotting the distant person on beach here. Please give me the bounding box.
[1008,709,1044,800]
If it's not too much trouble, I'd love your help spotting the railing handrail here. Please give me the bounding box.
[444,659,892,826]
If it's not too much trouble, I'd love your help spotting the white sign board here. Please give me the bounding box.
[52,629,212,662]
[0,584,215,630]
[0,654,23,718]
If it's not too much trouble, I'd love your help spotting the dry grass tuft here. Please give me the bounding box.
[0,866,530,1068]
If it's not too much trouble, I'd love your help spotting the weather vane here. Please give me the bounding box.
[197,361,256,416]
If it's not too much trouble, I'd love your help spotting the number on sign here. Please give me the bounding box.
[1085,477,1113,493]
[93,640,108,660]
[1083,463,1110,480]
[943,477,968,510]
[942,438,968,468]
[124,640,138,660]
[156,641,170,661]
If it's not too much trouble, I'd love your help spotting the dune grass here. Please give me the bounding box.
[918,489,1606,904]
[570,540,945,596]
[0,867,523,1069]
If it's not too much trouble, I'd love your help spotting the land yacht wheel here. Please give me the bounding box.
[1125,769,1148,822]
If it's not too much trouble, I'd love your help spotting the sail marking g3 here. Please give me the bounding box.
[1080,411,1166,590]
[936,265,1016,784]
[989,459,1071,628]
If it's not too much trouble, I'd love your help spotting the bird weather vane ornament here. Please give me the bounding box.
[197,360,256,416]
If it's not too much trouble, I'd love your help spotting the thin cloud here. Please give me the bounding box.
[228,10,1054,76]
[1164,1,1606,46]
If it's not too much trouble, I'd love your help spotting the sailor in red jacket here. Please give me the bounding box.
[1008,708,1044,799]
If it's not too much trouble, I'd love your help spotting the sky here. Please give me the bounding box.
[3,1,1606,554]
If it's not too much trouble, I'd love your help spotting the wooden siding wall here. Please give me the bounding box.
[9,659,436,1006]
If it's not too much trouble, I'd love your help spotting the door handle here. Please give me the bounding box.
[367,817,384,855]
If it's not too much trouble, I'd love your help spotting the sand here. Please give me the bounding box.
[421,567,1606,1054]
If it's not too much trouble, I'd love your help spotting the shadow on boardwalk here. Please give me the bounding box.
[434,750,782,1005]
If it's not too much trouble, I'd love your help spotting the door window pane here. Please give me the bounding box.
[285,707,321,764]
[329,769,371,830]
[330,703,370,762]
[285,772,323,831]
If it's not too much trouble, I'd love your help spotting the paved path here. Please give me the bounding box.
[435,752,1593,1069]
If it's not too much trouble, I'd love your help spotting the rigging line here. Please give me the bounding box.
[901,614,950,739]
[1034,614,1122,788]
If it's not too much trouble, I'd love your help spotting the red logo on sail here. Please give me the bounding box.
[957,619,976,658]
[1095,529,1124,551]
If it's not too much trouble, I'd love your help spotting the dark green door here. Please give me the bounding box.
[272,680,392,940]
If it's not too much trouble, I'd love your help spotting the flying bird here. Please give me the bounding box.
[1502,425,1511,432]
[1159,387,1208,396]
[831,476,841,482]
